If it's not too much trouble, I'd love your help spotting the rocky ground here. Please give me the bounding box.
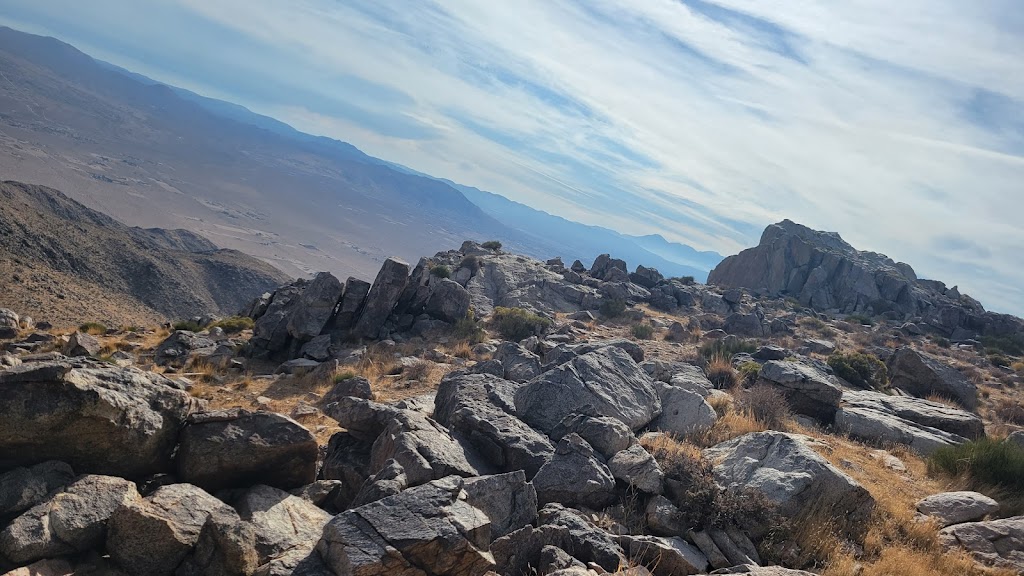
[1,228,1024,576]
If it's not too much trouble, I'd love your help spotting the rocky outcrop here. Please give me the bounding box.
[0,362,202,477]
[835,390,982,454]
[939,515,1024,572]
[155,330,216,367]
[756,361,842,423]
[708,220,1023,340]
[515,346,661,433]
[532,435,616,508]
[353,257,410,339]
[705,431,874,539]
[0,461,75,521]
[177,409,318,492]
[917,491,999,527]
[234,485,331,564]
[887,348,978,409]
[317,476,496,576]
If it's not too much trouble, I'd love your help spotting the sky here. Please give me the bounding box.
[2,1,1024,315]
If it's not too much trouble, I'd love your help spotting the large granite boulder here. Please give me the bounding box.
[0,362,201,477]
[835,390,982,455]
[493,342,542,383]
[463,471,539,540]
[317,476,496,576]
[287,272,345,341]
[235,485,332,564]
[155,330,216,368]
[106,483,235,576]
[330,277,371,331]
[705,431,875,539]
[532,434,616,508]
[939,515,1024,572]
[176,506,260,576]
[463,253,597,317]
[757,361,842,423]
[0,475,139,564]
[353,257,410,340]
[917,491,1000,527]
[650,383,718,436]
[515,346,661,433]
[424,278,472,323]
[887,347,978,409]
[177,409,318,492]
[434,373,554,478]
[0,461,75,520]
[63,331,101,357]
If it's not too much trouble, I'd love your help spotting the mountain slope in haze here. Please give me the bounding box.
[0,26,548,282]
[0,180,291,327]
[625,233,723,273]
[448,181,721,280]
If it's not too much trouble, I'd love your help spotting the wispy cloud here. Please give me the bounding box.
[3,0,1024,314]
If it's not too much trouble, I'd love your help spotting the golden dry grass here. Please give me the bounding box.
[685,403,768,447]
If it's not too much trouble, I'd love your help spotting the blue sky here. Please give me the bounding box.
[3,0,1024,315]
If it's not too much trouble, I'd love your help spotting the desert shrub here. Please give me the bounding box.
[827,351,889,390]
[988,354,1011,368]
[737,384,792,429]
[993,399,1024,426]
[481,240,502,251]
[209,315,254,334]
[847,314,875,326]
[402,360,432,382]
[737,361,762,385]
[706,354,738,389]
[459,255,481,273]
[430,265,451,279]
[631,323,654,340]
[452,311,486,344]
[934,337,951,348]
[599,298,627,318]
[173,320,203,332]
[333,370,357,383]
[1013,361,1024,374]
[699,339,757,360]
[79,322,107,335]
[490,307,551,341]
[929,437,1024,493]
[981,334,1024,356]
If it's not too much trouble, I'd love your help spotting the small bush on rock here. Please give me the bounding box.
[79,322,107,335]
[490,307,551,341]
[430,265,451,279]
[452,311,486,344]
[827,351,888,390]
[599,298,627,318]
[737,384,792,429]
[481,240,502,251]
[737,361,762,385]
[209,315,254,333]
[981,334,1024,356]
[172,320,204,332]
[631,323,654,340]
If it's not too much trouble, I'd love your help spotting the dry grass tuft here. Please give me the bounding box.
[705,353,738,389]
[686,403,767,448]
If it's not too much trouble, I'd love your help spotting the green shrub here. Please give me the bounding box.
[490,307,551,341]
[827,351,888,390]
[631,323,654,340]
[846,314,874,326]
[452,311,486,344]
[333,370,357,383]
[481,240,502,251]
[430,265,451,279]
[935,337,951,348]
[981,334,1024,356]
[173,320,204,332]
[79,322,107,335]
[737,361,762,385]
[209,316,255,334]
[929,438,1024,493]
[989,354,1012,368]
[599,298,627,318]
[699,339,757,360]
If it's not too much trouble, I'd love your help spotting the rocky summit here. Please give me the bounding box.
[1,223,1024,576]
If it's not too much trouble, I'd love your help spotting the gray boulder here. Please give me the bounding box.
[434,373,554,478]
[618,535,708,576]
[235,485,332,564]
[424,278,472,323]
[321,375,375,405]
[287,272,345,341]
[515,346,661,433]
[757,361,842,422]
[319,432,374,511]
[155,331,216,367]
[494,342,542,383]
[299,334,332,361]
[630,265,664,289]
[107,483,235,576]
[550,414,633,459]
[888,347,978,409]
[353,257,410,339]
[917,491,999,527]
[532,434,616,508]
[177,409,318,492]
[724,312,767,337]
[650,383,718,436]
[463,471,539,540]
[938,515,1024,572]
[590,254,628,280]
[0,475,139,564]
[0,362,202,477]
[841,390,983,439]
[0,308,19,337]
[176,506,260,576]
[317,476,496,576]
[607,443,664,494]
[331,277,371,331]
[705,431,874,539]
[537,504,627,571]
[0,461,75,520]
[63,331,101,357]
[835,390,982,455]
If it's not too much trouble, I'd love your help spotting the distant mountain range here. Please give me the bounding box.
[0,26,722,282]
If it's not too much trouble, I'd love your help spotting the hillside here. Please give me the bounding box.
[0,180,290,326]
